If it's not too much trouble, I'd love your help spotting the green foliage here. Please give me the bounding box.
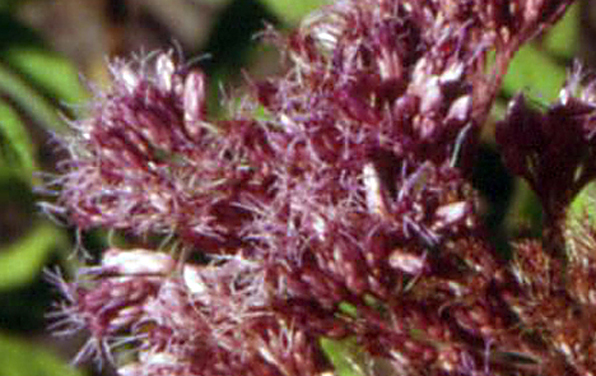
[0,332,84,376]
[0,101,35,181]
[321,337,370,376]
[258,0,327,25]
[501,44,567,104]
[0,10,87,134]
[0,221,68,289]
[2,46,89,107]
[0,6,83,289]
[0,5,81,375]
[544,2,579,58]
[501,2,578,103]
[0,61,68,133]
[505,180,543,238]
[568,180,596,227]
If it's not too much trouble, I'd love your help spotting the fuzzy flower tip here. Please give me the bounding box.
[43,1,596,376]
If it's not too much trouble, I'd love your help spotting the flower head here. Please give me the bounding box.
[44,1,595,376]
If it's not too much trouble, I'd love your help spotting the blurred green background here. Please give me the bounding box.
[0,0,589,375]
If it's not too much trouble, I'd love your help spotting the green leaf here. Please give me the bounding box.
[321,337,370,376]
[568,180,596,226]
[0,332,84,376]
[0,61,67,133]
[501,45,566,105]
[0,222,68,290]
[505,179,542,237]
[0,101,36,180]
[543,2,579,59]
[2,47,89,106]
[338,301,358,318]
[258,0,327,25]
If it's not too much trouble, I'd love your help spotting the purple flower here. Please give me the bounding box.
[45,1,596,376]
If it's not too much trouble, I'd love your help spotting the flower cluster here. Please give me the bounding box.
[44,0,596,375]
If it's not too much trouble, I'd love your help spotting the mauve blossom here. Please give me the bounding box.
[43,1,596,376]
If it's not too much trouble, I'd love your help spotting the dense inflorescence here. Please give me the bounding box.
[44,0,596,375]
